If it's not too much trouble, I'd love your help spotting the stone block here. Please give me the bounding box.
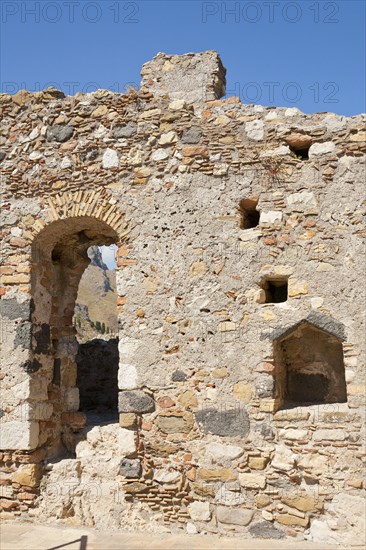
[312,429,346,441]
[0,421,39,450]
[233,382,252,404]
[119,413,137,428]
[187,501,211,521]
[279,429,309,441]
[119,458,141,479]
[249,521,284,539]
[271,445,297,472]
[216,506,253,526]
[178,390,198,409]
[119,428,136,456]
[282,494,323,513]
[11,464,43,488]
[206,442,244,462]
[259,211,282,224]
[112,122,137,138]
[118,391,155,414]
[47,125,73,142]
[248,457,269,470]
[102,148,119,169]
[198,468,236,482]
[156,413,193,434]
[239,473,266,489]
[308,141,335,158]
[276,513,309,527]
[195,407,250,437]
[63,388,79,412]
[0,298,30,320]
[153,468,180,484]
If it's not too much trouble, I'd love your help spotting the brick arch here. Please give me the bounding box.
[30,189,129,240]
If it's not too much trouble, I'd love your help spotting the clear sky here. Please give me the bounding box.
[1,0,365,116]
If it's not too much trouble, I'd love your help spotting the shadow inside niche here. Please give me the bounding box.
[76,338,119,425]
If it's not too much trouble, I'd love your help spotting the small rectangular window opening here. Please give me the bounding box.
[239,198,260,229]
[262,278,288,303]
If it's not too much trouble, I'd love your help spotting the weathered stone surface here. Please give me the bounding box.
[0,422,39,450]
[112,122,137,139]
[217,506,253,526]
[153,468,180,484]
[248,457,269,470]
[156,413,193,434]
[118,391,155,414]
[233,382,252,404]
[271,445,297,472]
[178,390,198,408]
[0,298,30,320]
[199,468,236,482]
[181,127,202,144]
[206,442,244,462]
[119,458,141,478]
[249,521,284,539]
[102,148,119,168]
[195,407,250,437]
[171,370,187,381]
[1,50,364,539]
[11,464,42,487]
[239,473,266,489]
[276,513,309,527]
[119,413,137,428]
[187,501,211,521]
[47,125,73,142]
[308,141,336,157]
[282,494,323,512]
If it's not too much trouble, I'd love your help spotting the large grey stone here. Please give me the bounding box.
[249,521,284,539]
[47,125,73,142]
[217,505,253,526]
[15,321,32,348]
[195,407,250,437]
[118,390,155,414]
[34,323,50,354]
[119,458,141,478]
[0,298,30,321]
[112,122,137,139]
[181,127,202,144]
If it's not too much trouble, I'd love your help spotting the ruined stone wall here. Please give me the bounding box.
[0,51,365,543]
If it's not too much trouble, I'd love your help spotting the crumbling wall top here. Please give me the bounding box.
[140,50,226,104]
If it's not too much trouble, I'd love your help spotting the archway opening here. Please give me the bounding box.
[273,321,347,408]
[31,216,119,456]
[75,245,118,425]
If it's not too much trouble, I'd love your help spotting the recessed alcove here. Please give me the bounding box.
[273,320,347,408]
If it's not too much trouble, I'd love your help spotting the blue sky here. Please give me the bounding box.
[1,1,365,116]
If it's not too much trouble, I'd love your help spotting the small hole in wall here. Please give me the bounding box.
[289,144,310,160]
[239,198,260,229]
[261,278,288,303]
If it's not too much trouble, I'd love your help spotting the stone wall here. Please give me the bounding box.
[0,51,365,543]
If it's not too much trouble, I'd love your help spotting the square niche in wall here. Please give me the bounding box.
[261,277,288,304]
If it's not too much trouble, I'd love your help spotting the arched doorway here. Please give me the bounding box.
[31,216,119,457]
